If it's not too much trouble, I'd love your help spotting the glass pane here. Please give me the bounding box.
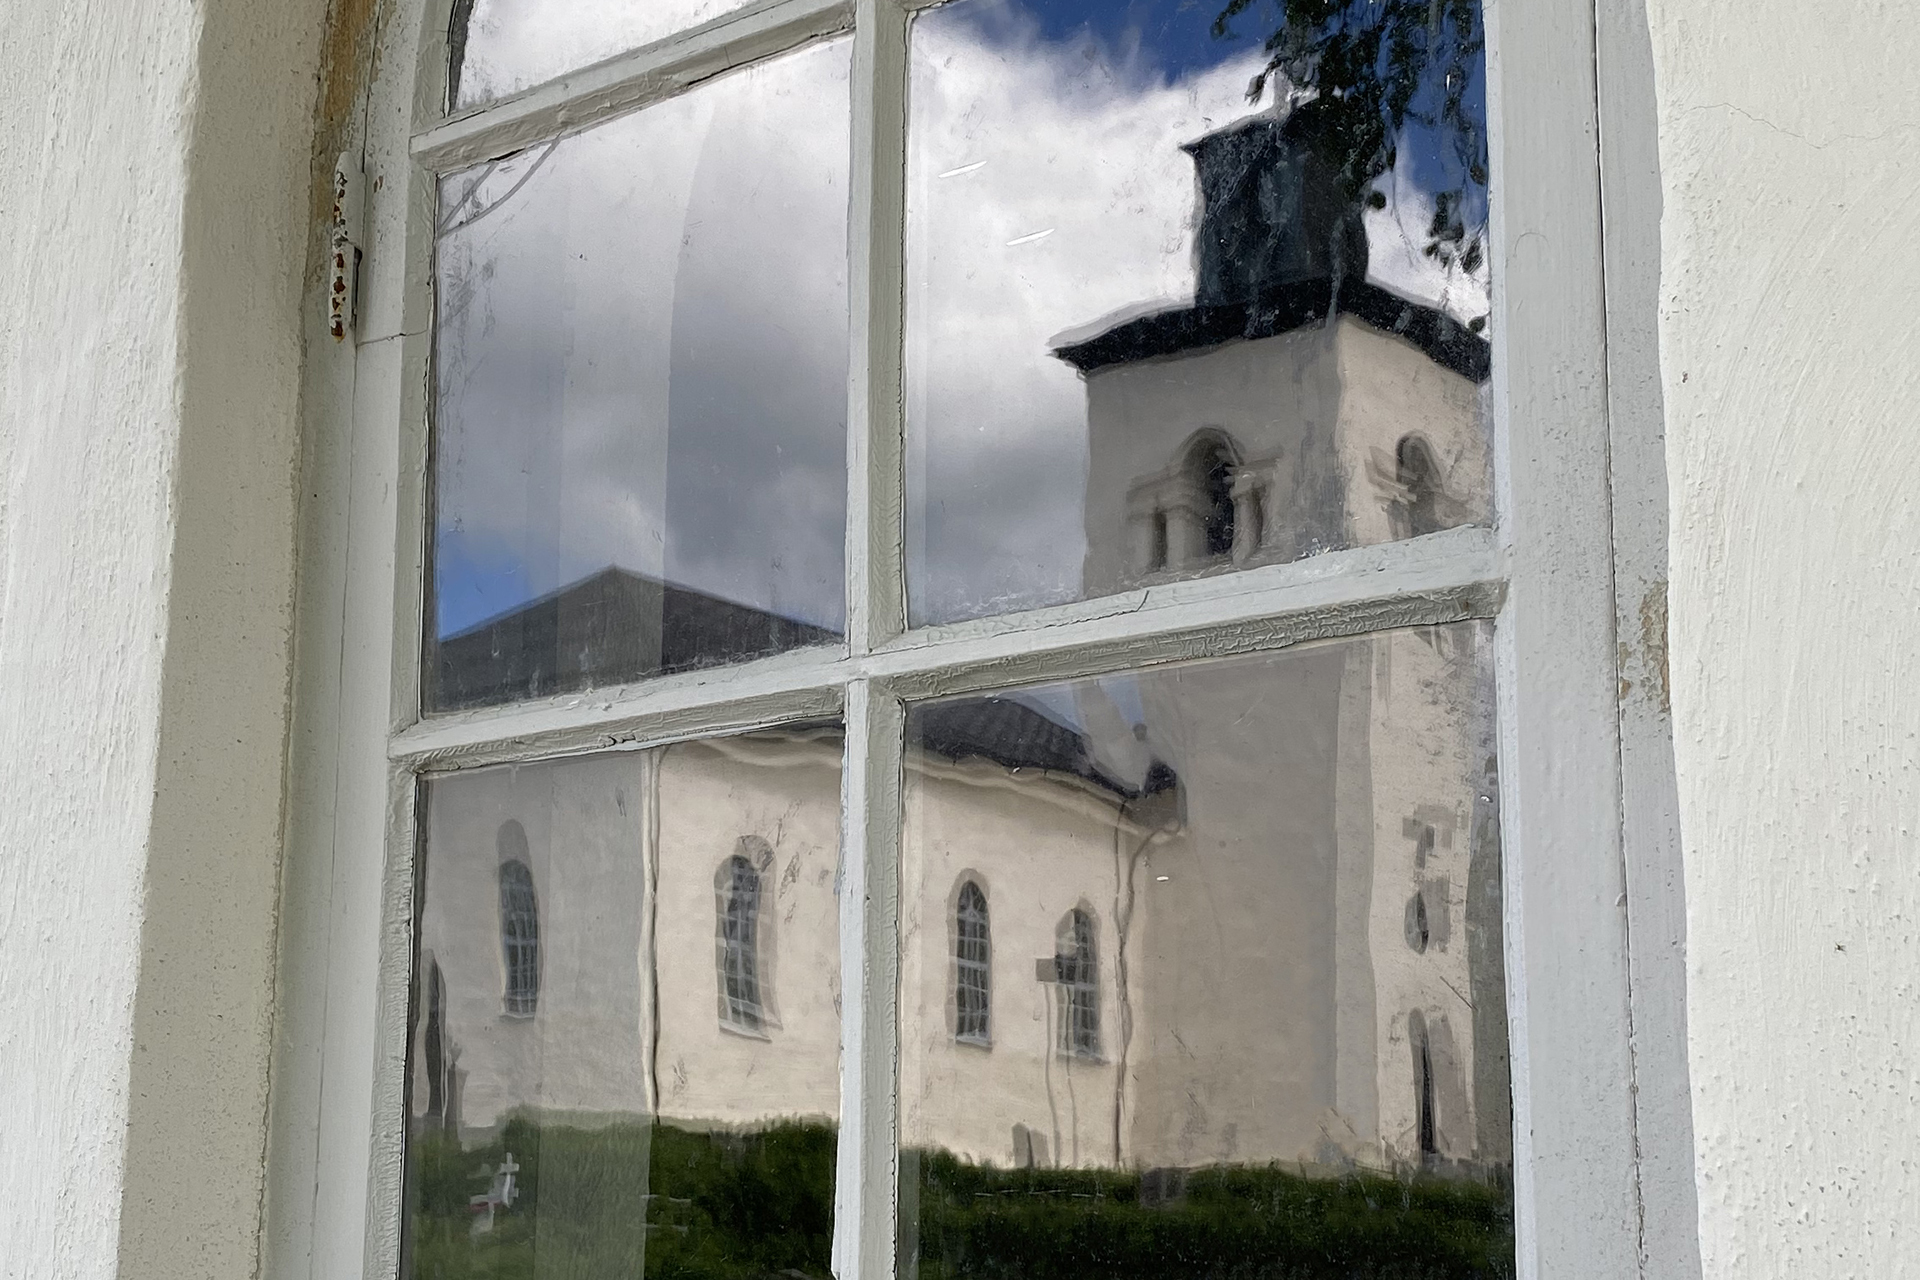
[905,0,1493,626]
[404,725,845,1279]
[450,0,756,110]
[429,39,850,712]
[899,625,1513,1276]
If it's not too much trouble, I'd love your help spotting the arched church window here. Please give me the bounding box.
[1405,889,1431,953]
[1056,908,1100,1058]
[497,845,540,1017]
[1410,1009,1439,1160]
[1188,436,1239,558]
[1396,435,1445,537]
[423,958,448,1122]
[954,880,991,1045]
[719,852,765,1031]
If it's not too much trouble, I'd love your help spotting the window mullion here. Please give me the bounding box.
[367,767,425,1280]
[1484,0,1642,1272]
[845,0,909,655]
[835,678,905,1280]
[840,10,911,1269]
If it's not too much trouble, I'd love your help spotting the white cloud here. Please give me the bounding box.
[434,38,850,636]
[902,5,1490,625]
[905,9,1261,623]
[432,3,1492,643]
[456,0,754,107]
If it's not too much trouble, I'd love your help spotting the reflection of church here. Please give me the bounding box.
[1056,104,1491,593]
[412,104,1508,1187]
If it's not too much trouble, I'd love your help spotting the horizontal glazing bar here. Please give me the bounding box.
[390,528,1502,770]
[873,583,1501,701]
[412,0,851,172]
[395,653,850,772]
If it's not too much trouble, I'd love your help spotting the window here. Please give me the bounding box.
[1410,1008,1439,1161]
[952,879,990,1045]
[1054,907,1099,1060]
[1405,888,1432,953]
[278,0,1687,1276]
[496,842,539,1017]
[421,957,450,1125]
[718,848,766,1032]
[1395,435,1447,538]
[1187,433,1239,562]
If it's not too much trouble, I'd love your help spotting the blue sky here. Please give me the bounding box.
[1009,0,1264,77]
[944,0,1487,221]
[432,2,1492,649]
[941,0,1262,85]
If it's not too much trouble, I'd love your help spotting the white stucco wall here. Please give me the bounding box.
[0,0,323,1276]
[1646,2,1920,1274]
[0,6,195,1274]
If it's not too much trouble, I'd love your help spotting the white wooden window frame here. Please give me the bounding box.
[263,0,1701,1277]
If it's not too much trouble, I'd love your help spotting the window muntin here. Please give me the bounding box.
[426,36,852,712]
[903,0,1492,626]
[407,732,843,1277]
[447,0,759,110]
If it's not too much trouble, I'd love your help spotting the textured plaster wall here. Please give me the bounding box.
[0,0,325,1275]
[0,3,201,1274]
[1645,1,1920,1273]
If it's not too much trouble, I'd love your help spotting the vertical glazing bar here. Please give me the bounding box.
[1485,0,1642,1274]
[639,746,664,1117]
[366,767,424,1280]
[842,3,910,1265]
[834,679,905,1280]
[845,0,910,653]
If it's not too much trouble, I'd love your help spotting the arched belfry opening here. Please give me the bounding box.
[1395,434,1445,538]
[1185,434,1239,559]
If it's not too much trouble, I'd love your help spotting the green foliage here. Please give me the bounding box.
[406,1120,1511,1280]
[406,1118,836,1280]
[1213,0,1488,273]
[909,1149,1514,1280]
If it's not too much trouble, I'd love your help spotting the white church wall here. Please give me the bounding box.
[1330,319,1490,548]
[1079,327,1346,594]
[901,759,1127,1170]
[1361,627,1500,1169]
[418,735,847,1140]
[1121,649,1352,1170]
[652,734,845,1129]
[1077,315,1488,601]
[417,755,653,1137]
